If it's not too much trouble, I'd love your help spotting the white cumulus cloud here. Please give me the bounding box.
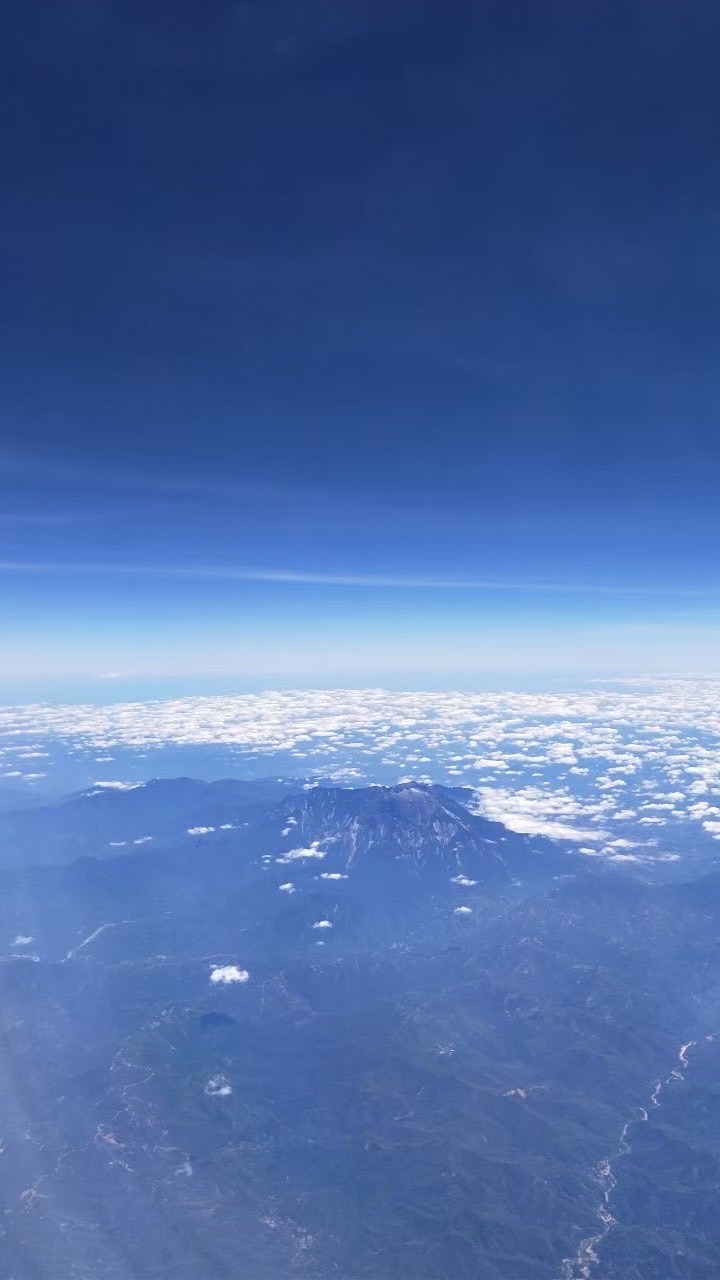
[209,965,249,984]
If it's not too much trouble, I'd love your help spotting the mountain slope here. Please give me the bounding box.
[0,775,301,867]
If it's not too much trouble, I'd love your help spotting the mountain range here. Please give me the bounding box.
[1,779,719,1279]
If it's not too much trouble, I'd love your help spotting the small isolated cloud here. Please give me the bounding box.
[320,872,348,880]
[209,965,249,984]
[91,780,144,791]
[451,875,477,887]
[275,846,327,863]
[454,905,473,915]
[312,919,333,929]
[133,835,153,844]
[204,1075,232,1097]
[278,881,296,893]
[11,935,32,946]
[187,825,215,835]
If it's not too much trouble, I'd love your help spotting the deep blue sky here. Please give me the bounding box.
[2,0,720,684]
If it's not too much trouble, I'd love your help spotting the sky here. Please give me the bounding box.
[2,0,720,687]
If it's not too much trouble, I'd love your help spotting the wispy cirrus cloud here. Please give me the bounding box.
[0,559,719,597]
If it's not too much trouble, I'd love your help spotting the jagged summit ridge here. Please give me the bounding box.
[261,781,514,877]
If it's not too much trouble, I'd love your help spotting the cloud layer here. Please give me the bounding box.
[2,680,720,856]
